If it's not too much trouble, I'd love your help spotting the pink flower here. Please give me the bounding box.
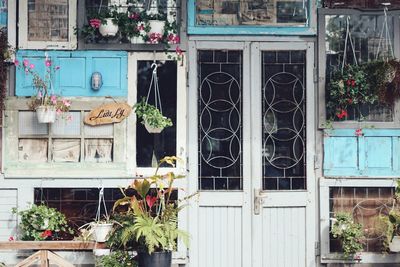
[355,128,363,137]
[62,99,71,107]
[23,59,29,67]
[45,60,51,67]
[29,64,35,69]
[146,195,158,209]
[89,18,102,29]
[167,33,180,44]
[8,236,14,241]
[148,32,162,44]
[37,91,42,98]
[50,95,57,105]
[13,59,19,66]
[175,46,183,56]
[137,24,145,31]
[56,109,62,115]
[128,12,140,20]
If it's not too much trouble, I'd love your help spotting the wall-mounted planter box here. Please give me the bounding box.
[16,50,128,97]
[323,129,400,177]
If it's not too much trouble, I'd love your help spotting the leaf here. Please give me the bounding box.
[133,179,150,199]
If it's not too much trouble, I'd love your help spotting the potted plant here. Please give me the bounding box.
[113,156,193,267]
[331,212,364,260]
[14,57,71,123]
[134,98,173,134]
[12,204,73,241]
[92,217,115,243]
[96,250,137,267]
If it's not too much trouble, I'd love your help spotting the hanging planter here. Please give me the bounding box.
[92,222,114,243]
[133,63,173,134]
[390,236,400,252]
[99,18,119,37]
[36,106,56,124]
[144,120,164,134]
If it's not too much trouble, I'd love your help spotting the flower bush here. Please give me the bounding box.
[14,57,71,118]
[12,204,74,241]
[331,212,364,259]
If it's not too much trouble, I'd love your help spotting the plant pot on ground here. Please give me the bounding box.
[138,251,171,267]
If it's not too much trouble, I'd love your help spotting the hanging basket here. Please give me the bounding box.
[149,20,165,35]
[99,18,119,37]
[92,222,113,243]
[36,106,56,123]
[144,121,164,134]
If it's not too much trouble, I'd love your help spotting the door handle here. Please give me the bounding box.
[254,189,266,215]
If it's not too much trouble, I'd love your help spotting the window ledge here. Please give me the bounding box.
[321,253,400,264]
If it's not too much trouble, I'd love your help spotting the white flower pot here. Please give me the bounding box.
[390,236,400,252]
[93,248,111,256]
[36,106,56,123]
[149,20,165,35]
[92,223,113,243]
[144,121,164,134]
[130,36,145,44]
[99,18,119,37]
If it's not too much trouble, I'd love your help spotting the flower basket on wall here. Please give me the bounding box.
[99,18,119,37]
[36,106,56,123]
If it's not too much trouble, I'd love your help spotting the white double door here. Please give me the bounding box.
[187,41,316,267]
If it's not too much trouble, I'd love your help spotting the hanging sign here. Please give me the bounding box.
[84,102,132,126]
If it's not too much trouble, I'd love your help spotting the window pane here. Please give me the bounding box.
[84,139,113,162]
[198,50,243,190]
[51,112,81,136]
[262,51,306,190]
[28,0,69,42]
[325,14,394,121]
[136,61,177,167]
[19,139,48,162]
[19,112,48,135]
[196,0,308,26]
[52,139,81,162]
[329,187,395,253]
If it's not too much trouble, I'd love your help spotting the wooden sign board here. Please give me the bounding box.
[84,102,132,126]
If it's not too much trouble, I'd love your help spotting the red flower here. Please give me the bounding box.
[346,79,351,86]
[167,33,180,44]
[336,109,348,119]
[355,128,363,137]
[8,236,14,241]
[89,18,102,29]
[128,12,140,21]
[175,46,183,56]
[148,33,162,44]
[351,80,356,87]
[145,195,157,209]
[347,98,353,104]
[40,230,52,238]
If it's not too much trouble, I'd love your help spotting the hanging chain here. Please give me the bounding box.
[342,16,358,73]
[376,6,394,61]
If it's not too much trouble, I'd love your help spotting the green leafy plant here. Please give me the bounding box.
[134,98,173,130]
[331,212,364,259]
[113,156,193,254]
[12,204,73,241]
[96,251,137,267]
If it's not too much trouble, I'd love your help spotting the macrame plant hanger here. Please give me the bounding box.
[341,16,358,73]
[95,187,109,222]
[376,5,395,61]
[146,61,163,115]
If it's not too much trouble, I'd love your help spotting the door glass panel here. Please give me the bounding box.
[262,50,306,190]
[196,0,309,27]
[198,50,242,190]
[28,0,69,42]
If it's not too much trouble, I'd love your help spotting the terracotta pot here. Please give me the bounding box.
[36,106,56,123]
[99,18,119,37]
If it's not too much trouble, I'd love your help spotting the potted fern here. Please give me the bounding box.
[113,156,192,267]
[134,98,172,134]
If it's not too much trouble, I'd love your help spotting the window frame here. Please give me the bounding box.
[187,0,317,35]
[3,97,129,178]
[18,0,77,50]
[127,52,187,177]
[320,178,399,264]
[318,8,400,129]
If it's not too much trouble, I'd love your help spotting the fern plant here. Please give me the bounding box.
[113,156,193,254]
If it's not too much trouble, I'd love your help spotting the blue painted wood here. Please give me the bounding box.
[187,0,316,35]
[15,51,128,97]
[324,129,400,177]
[0,0,6,28]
